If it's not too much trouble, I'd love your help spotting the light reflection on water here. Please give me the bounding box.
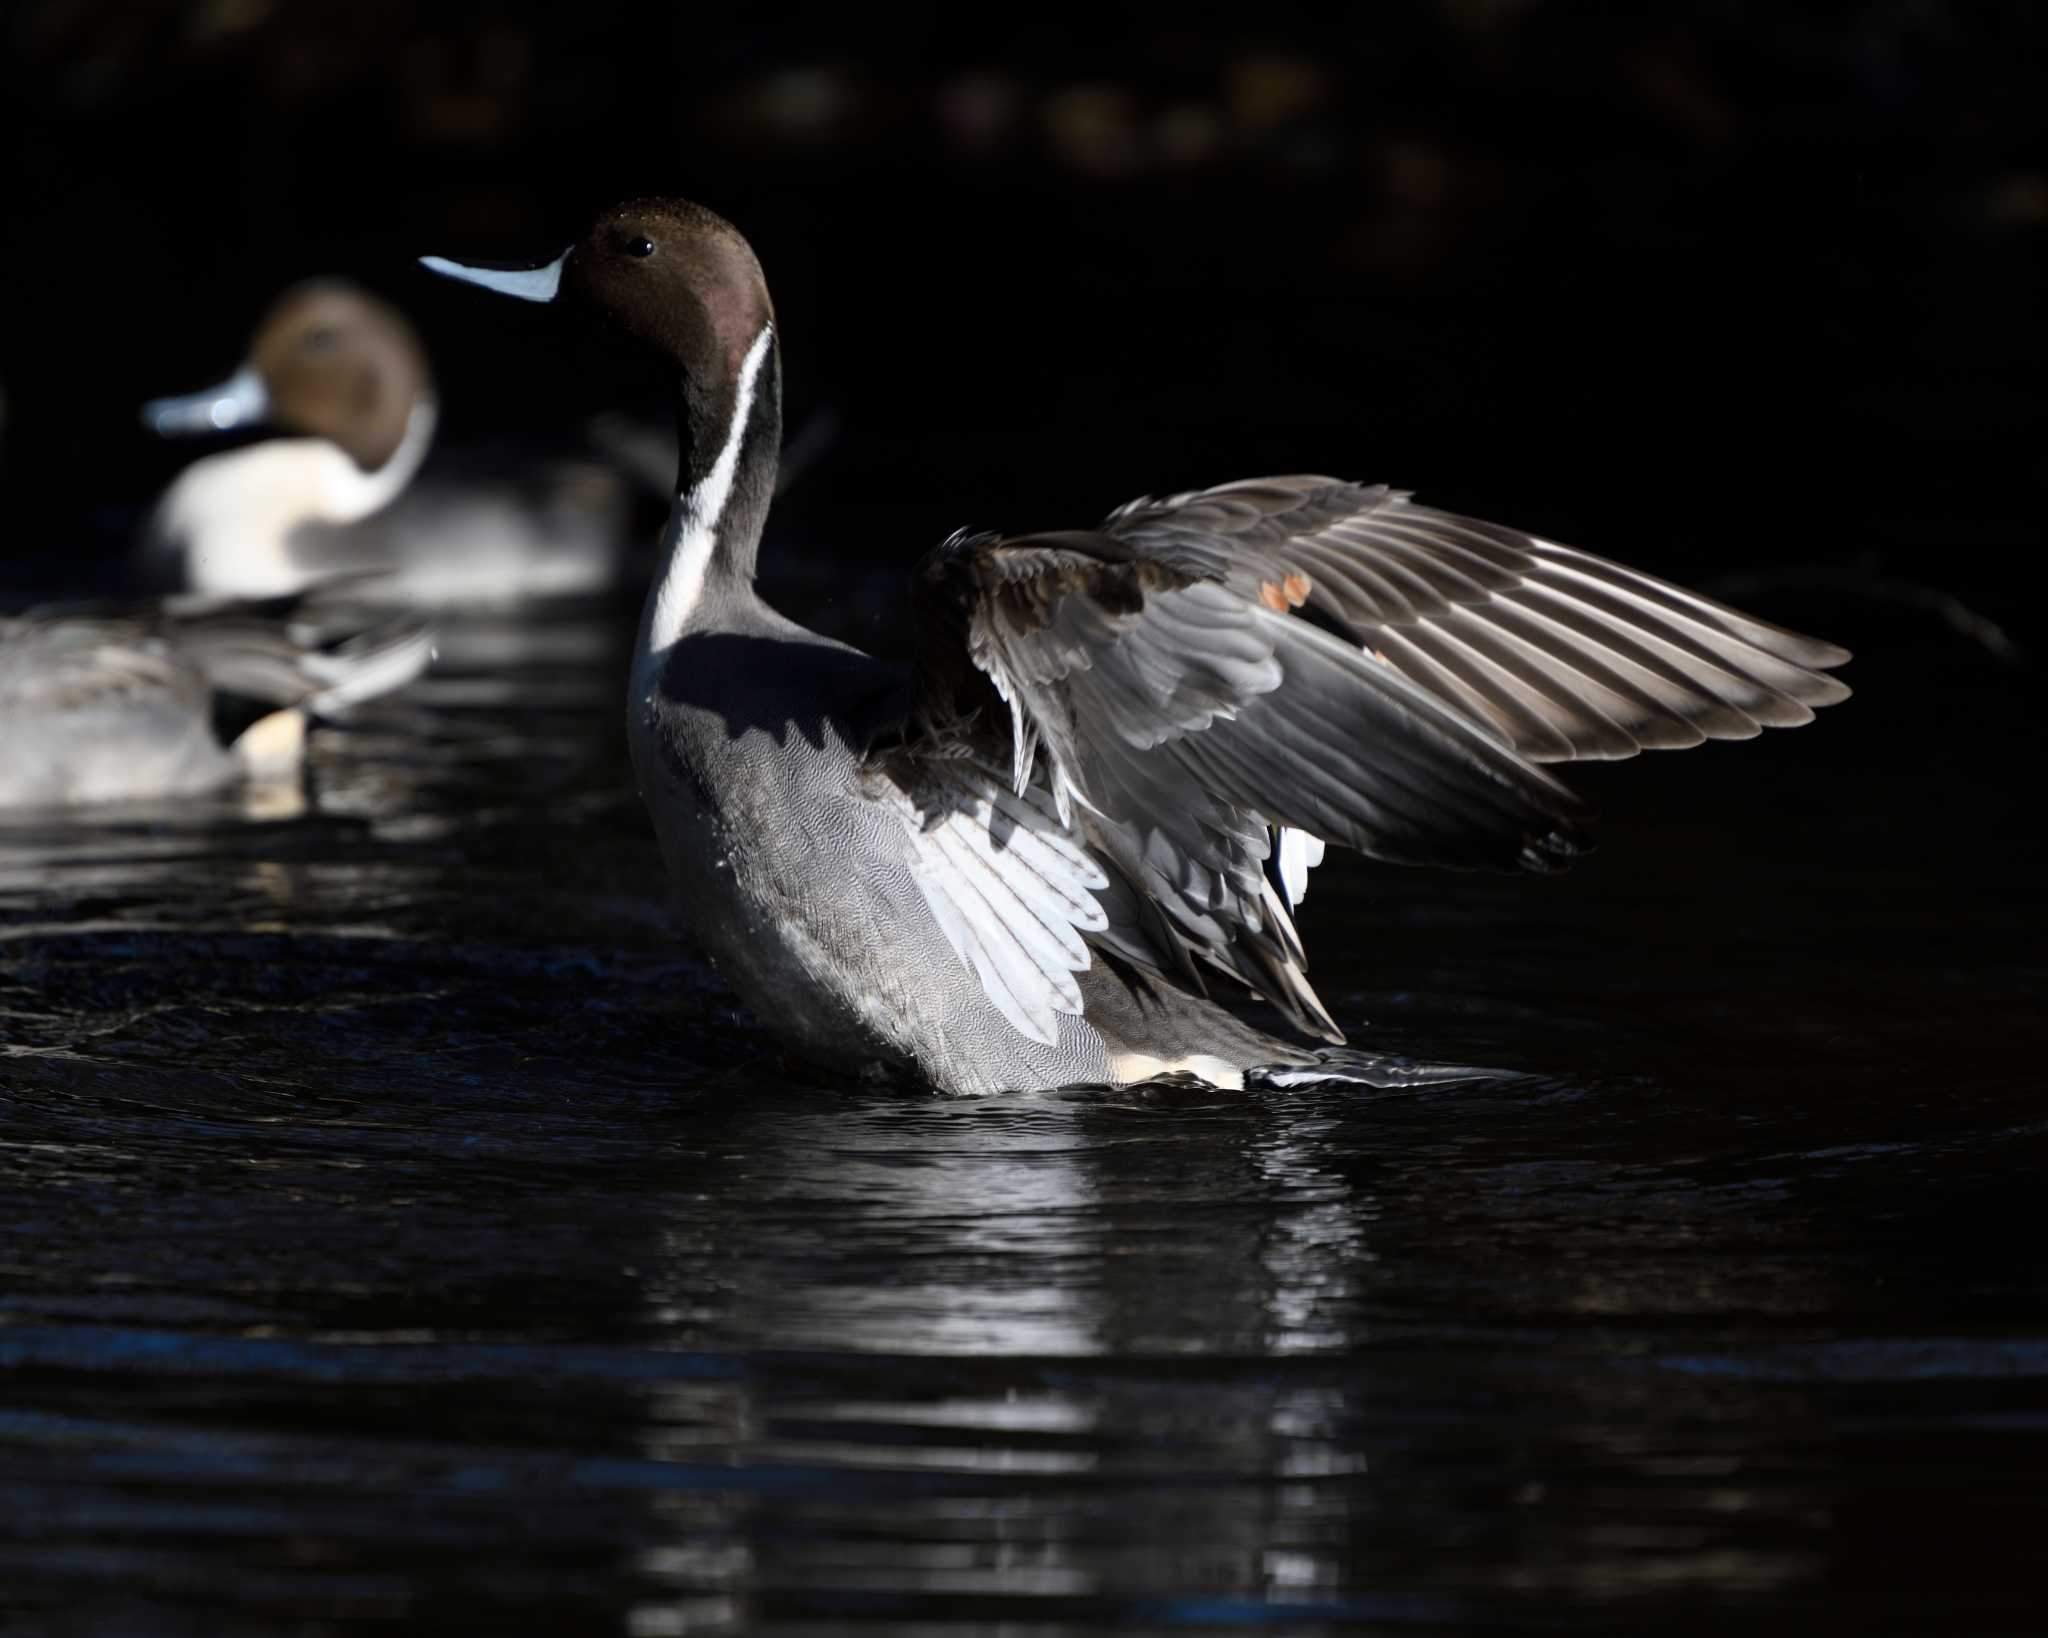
[2,608,2045,1633]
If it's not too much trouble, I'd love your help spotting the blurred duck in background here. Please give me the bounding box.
[0,589,431,808]
[141,281,631,605]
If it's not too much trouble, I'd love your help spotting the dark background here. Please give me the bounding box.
[5,12,2047,1631]
[4,2,2043,668]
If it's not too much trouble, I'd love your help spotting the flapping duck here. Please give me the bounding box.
[425,198,1850,1095]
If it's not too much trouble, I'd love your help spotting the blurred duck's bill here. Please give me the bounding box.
[418,251,566,303]
[142,365,269,436]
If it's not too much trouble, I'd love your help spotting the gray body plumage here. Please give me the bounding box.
[0,598,430,809]
[0,619,235,805]
[632,601,1135,1094]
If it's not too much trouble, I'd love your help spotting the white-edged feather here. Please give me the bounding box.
[882,756,1108,1047]
[1275,826,1326,909]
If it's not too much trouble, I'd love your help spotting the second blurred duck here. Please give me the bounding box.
[0,590,430,808]
[141,282,630,604]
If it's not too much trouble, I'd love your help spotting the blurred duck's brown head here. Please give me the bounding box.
[144,281,431,473]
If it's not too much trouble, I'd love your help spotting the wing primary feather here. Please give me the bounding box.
[1531,542,1853,669]
[1525,563,1826,722]
[1408,610,1642,759]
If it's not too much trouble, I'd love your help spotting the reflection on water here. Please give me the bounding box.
[2,609,2044,1633]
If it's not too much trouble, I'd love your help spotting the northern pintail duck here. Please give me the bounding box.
[0,591,430,808]
[143,281,627,604]
[425,198,1850,1096]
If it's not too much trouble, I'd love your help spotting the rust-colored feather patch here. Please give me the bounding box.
[1258,571,1312,612]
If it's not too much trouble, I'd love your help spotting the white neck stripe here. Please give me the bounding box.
[153,398,438,597]
[647,323,774,649]
[326,398,437,521]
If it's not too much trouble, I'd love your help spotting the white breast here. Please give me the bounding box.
[151,404,436,596]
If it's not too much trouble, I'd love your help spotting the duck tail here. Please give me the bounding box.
[157,592,433,715]
[300,613,435,715]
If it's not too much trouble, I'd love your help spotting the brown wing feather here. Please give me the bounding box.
[1106,477,1849,762]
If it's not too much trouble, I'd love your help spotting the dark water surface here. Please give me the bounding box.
[2,610,2043,1635]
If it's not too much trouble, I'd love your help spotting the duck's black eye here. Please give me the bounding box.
[301,326,339,355]
[626,234,656,258]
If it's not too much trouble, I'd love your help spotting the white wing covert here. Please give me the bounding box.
[874,754,1109,1047]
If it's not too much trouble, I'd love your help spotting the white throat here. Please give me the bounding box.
[646,324,774,651]
[151,399,438,597]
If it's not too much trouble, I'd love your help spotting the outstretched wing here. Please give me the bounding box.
[1107,476,1853,916]
[877,478,1848,1049]
[1105,476,1851,761]
[878,517,1601,1044]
